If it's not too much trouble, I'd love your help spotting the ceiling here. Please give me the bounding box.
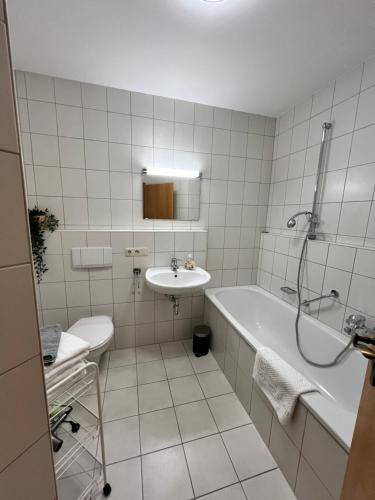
[7,0,375,117]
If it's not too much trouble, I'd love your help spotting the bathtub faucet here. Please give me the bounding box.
[344,314,375,338]
[302,289,339,307]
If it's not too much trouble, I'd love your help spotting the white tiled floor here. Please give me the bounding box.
[86,341,296,499]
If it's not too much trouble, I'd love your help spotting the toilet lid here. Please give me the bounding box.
[67,315,114,350]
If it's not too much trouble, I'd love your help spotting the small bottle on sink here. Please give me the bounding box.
[184,253,196,270]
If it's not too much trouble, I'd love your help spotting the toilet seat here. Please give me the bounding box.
[67,316,114,352]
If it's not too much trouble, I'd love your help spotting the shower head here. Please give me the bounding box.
[287,217,297,228]
[286,211,313,229]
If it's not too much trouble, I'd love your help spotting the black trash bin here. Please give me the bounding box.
[193,324,211,357]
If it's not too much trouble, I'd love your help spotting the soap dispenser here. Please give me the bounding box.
[184,254,195,270]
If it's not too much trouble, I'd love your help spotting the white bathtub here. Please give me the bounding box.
[205,285,367,451]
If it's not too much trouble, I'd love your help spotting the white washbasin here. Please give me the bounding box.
[145,266,211,296]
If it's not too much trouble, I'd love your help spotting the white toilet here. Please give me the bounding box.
[67,315,114,364]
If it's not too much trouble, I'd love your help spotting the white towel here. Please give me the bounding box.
[44,332,89,386]
[253,347,317,425]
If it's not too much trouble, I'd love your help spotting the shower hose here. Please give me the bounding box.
[295,236,353,367]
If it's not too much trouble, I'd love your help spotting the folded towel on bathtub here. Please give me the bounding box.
[253,347,318,425]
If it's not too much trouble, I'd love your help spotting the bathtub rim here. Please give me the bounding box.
[205,284,364,452]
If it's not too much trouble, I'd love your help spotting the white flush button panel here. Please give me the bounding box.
[125,247,149,257]
[72,247,113,267]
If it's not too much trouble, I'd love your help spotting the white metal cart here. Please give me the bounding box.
[47,362,111,499]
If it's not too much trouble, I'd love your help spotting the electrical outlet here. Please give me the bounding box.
[125,247,149,257]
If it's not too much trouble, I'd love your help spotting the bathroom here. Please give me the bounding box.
[1,0,375,498]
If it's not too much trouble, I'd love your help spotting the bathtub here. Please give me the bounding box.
[205,285,367,452]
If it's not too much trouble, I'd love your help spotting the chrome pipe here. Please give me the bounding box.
[302,289,338,306]
[308,122,332,239]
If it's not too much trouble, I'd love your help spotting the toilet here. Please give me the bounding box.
[67,315,114,364]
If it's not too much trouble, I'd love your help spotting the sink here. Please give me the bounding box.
[145,267,211,296]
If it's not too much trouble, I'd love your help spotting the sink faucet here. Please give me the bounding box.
[170,257,179,272]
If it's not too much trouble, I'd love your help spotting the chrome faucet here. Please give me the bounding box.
[170,257,179,272]
[344,314,375,338]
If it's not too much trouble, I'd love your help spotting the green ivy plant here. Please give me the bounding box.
[28,207,59,283]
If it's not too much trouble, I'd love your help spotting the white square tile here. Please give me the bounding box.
[350,123,375,166]
[108,112,131,143]
[109,143,132,172]
[295,457,332,500]
[132,116,153,146]
[175,100,194,124]
[83,108,108,141]
[242,468,296,500]
[175,400,218,442]
[343,164,375,202]
[39,282,67,309]
[65,281,90,307]
[302,413,348,499]
[207,393,251,431]
[200,484,246,500]
[111,199,133,226]
[59,137,85,169]
[154,96,174,121]
[85,139,109,170]
[154,119,174,149]
[169,374,204,405]
[269,418,300,488]
[197,370,233,398]
[174,122,194,151]
[223,424,277,481]
[195,104,213,126]
[136,344,162,362]
[56,104,83,138]
[247,133,264,159]
[88,198,111,226]
[55,78,82,106]
[184,434,237,497]
[142,445,193,500]
[164,356,194,379]
[131,92,153,117]
[214,108,232,130]
[311,84,334,115]
[331,96,357,139]
[102,387,138,421]
[90,279,113,305]
[109,348,136,368]
[25,72,54,101]
[103,416,140,463]
[194,126,212,153]
[31,133,59,167]
[140,407,181,454]
[61,168,86,197]
[138,380,173,413]
[34,165,62,196]
[87,170,110,198]
[82,83,107,110]
[232,111,249,132]
[106,365,137,391]
[110,171,132,199]
[354,248,375,278]
[338,201,371,237]
[137,360,166,384]
[101,457,142,500]
[107,87,131,114]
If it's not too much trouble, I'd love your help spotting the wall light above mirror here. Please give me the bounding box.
[142,168,201,221]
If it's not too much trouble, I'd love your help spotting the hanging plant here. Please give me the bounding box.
[28,206,59,283]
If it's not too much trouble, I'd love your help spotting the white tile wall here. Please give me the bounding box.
[17,70,276,289]
[259,55,375,336]
[36,230,208,348]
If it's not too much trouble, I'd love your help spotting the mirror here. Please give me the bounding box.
[142,172,201,221]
